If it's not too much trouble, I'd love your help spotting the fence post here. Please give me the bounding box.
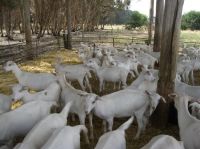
[132,37,133,43]
[113,38,114,47]
[82,31,84,42]
[63,33,67,49]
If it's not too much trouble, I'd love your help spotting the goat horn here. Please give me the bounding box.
[161,97,166,103]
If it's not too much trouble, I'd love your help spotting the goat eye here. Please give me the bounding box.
[8,64,12,66]
[92,101,95,104]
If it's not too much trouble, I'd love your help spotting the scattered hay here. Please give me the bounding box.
[11,100,23,110]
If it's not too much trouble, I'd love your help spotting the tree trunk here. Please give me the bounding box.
[23,0,33,60]
[152,0,184,128]
[0,5,4,37]
[19,0,25,33]
[153,0,164,52]
[4,7,13,40]
[66,0,72,49]
[147,0,154,45]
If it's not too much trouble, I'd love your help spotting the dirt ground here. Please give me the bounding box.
[0,49,180,149]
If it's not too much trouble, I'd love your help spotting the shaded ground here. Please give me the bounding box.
[0,49,179,149]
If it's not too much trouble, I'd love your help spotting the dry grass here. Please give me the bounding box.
[0,49,179,149]
[181,30,200,43]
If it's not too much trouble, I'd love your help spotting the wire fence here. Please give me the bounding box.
[69,31,200,48]
[1,30,200,64]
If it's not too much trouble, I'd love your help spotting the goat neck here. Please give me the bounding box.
[90,62,100,74]
[93,99,105,118]
[177,96,196,138]
[12,64,23,80]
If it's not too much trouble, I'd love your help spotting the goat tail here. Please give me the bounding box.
[117,116,134,131]
[60,101,72,118]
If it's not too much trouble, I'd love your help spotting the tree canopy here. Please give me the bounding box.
[126,11,148,29]
[181,11,200,30]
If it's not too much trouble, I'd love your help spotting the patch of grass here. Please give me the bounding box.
[181,30,200,43]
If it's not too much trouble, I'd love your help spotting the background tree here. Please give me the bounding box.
[66,0,72,49]
[147,0,154,45]
[153,0,185,128]
[153,0,164,52]
[0,0,19,39]
[23,0,33,59]
[126,11,148,29]
[181,11,200,30]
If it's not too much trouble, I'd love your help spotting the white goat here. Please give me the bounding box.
[141,135,184,149]
[127,69,157,91]
[169,93,200,149]
[56,74,93,139]
[86,59,129,92]
[175,76,200,99]
[136,51,157,68]
[95,117,134,149]
[12,82,61,104]
[41,125,88,149]
[189,102,200,120]
[0,94,12,114]
[112,58,137,78]
[16,102,73,149]
[83,89,165,139]
[0,84,24,114]
[3,61,56,91]
[54,58,92,92]
[0,100,55,141]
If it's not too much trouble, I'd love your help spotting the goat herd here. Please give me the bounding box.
[0,43,200,149]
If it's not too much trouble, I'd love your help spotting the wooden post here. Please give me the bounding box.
[152,0,185,128]
[153,0,164,52]
[23,0,33,60]
[113,38,115,47]
[148,0,154,45]
[66,0,72,50]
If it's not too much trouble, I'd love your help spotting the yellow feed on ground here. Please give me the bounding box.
[11,100,23,110]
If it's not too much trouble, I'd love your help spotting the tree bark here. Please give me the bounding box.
[66,0,72,49]
[4,7,13,40]
[153,0,164,52]
[0,5,4,37]
[23,0,33,60]
[19,0,25,33]
[152,0,184,128]
[147,0,154,45]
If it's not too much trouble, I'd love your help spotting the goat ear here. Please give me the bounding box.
[145,90,153,96]
[141,65,148,72]
[161,97,166,103]
[189,103,195,108]
[78,92,89,97]
[168,93,177,99]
